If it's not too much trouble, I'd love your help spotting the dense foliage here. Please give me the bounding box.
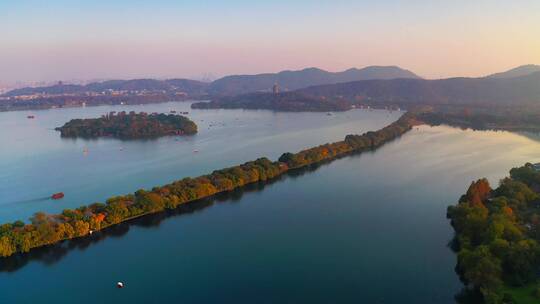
[55,112,197,139]
[279,111,416,168]
[448,164,540,303]
[0,112,417,258]
[0,158,286,257]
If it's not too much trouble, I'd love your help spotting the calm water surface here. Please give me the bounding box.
[1,102,540,303]
[0,102,399,222]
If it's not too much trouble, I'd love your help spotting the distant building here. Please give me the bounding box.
[272,83,279,94]
[532,163,540,171]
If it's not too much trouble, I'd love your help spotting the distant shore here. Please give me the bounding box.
[0,96,207,113]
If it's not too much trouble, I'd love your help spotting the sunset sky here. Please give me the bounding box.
[1,0,539,82]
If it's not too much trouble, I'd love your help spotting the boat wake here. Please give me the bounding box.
[8,196,52,205]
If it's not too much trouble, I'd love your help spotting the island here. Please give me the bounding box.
[447,163,540,303]
[55,111,198,139]
[0,112,417,258]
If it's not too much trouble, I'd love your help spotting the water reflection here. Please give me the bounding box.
[454,289,483,304]
[0,145,378,273]
[0,174,285,272]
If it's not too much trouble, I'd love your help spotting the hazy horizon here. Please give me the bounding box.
[1,0,539,83]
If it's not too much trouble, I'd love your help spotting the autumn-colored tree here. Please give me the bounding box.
[0,236,15,257]
[73,221,90,237]
[465,178,492,207]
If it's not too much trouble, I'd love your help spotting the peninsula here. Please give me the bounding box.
[448,164,540,303]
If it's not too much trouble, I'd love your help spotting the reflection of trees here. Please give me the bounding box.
[454,288,483,304]
[0,173,287,272]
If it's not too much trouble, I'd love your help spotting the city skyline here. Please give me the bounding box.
[1,0,539,83]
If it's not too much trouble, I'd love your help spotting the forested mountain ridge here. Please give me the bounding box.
[299,71,540,107]
[206,66,421,95]
[192,71,540,113]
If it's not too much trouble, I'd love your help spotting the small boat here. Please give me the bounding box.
[117,282,124,289]
[182,111,189,114]
[326,112,332,116]
[170,110,177,113]
[193,149,199,153]
[51,192,65,200]
[27,115,35,119]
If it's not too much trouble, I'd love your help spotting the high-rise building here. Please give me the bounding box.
[272,82,279,94]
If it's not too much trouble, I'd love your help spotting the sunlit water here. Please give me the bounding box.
[1,102,540,303]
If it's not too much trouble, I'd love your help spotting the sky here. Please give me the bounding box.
[1,0,539,83]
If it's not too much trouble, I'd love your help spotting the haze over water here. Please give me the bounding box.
[2,103,540,303]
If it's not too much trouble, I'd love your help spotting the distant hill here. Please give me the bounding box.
[3,78,209,97]
[487,64,540,79]
[193,71,540,112]
[300,71,540,106]
[207,66,421,95]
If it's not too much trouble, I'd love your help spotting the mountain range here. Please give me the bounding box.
[299,71,540,107]
[4,64,540,112]
[194,69,540,111]
[2,66,420,97]
[207,66,420,95]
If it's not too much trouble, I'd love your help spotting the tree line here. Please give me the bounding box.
[447,164,540,303]
[0,112,417,258]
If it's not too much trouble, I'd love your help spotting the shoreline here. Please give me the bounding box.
[0,98,205,113]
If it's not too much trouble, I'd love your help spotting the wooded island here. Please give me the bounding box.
[55,111,197,139]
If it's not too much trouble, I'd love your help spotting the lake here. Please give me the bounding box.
[1,102,540,303]
[0,102,399,223]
